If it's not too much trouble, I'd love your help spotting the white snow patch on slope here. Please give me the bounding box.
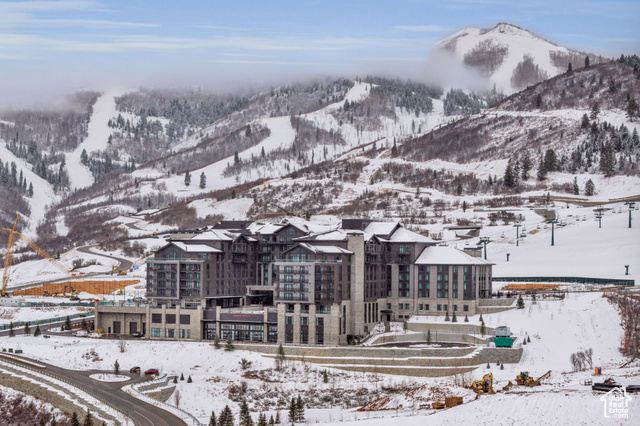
[439,23,571,93]
[190,197,254,220]
[0,142,59,237]
[66,88,131,190]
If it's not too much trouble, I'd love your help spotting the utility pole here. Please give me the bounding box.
[513,222,522,247]
[594,205,604,229]
[547,219,557,246]
[625,201,636,228]
[477,237,491,260]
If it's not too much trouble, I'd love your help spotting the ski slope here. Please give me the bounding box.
[66,88,130,190]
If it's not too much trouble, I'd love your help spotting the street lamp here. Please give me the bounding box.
[477,237,491,260]
[513,222,522,247]
[547,219,557,246]
[594,205,604,229]
[625,201,636,228]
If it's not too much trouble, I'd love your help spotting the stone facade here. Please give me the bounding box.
[96,220,495,346]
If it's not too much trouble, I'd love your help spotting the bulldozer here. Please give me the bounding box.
[470,373,495,394]
[515,371,550,387]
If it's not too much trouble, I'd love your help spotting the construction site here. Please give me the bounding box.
[1,214,139,301]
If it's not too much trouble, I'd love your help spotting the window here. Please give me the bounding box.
[166,328,175,338]
[180,315,190,325]
[165,314,176,324]
[151,314,162,324]
[437,304,442,311]
[464,305,469,312]
[404,303,410,310]
[424,304,429,311]
[419,304,423,310]
[151,328,162,338]
[453,305,458,311]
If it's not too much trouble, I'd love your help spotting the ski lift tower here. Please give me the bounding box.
[594,205,605,229]
[547,219,558,246]
[513,222,522,247]
[625,201,636,228]
[477,237,491,260]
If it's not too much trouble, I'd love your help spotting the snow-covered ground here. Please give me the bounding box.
[66,88,131,190]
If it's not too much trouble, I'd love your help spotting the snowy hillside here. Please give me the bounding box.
[437,23,598,93]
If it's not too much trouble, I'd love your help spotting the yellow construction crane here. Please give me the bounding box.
[2,213,74,296]
[2,213,21,297]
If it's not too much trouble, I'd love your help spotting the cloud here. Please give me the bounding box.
[394,25,450,32]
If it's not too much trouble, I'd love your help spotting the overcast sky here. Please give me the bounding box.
[1,0,638,105]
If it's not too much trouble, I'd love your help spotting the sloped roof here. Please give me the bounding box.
[190,230,234,241]
[363,221,401,237]
[171,242,221,253]
[296,229,349,242]
[388,227,435,244]
[293,243,353,255]
[415,245,493,265]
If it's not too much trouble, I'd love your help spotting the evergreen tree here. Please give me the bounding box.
[276,343,286,371]
[214,335,221,349]
[261,146,266,158]
[426,329,432,343]
[585,179,595,196]
[245,125,252,137]
[295,395,305,422]
[391,139,398,156]
[9,322,14,337]
[480,320,486,337]
[543,148,557,172]
[521,152,532,181]
[585,55,590,68]
[444,311,450,321]
[257,413,267,426]
[71,412,80,426]
[240,400,253,426]
[269,415,275,425]
[590,102,600,121]
[64,315,71,331]
[184,170,191,186]
[80,149,88,165]
[581,113,590,129]
[288,397,296,423]
[114,360,120,376]
[219,405,234,426]
[180,372,184,380]
[24,321,31,335]
[451,311,457,322]
[209,411,217,426]
[567,62,573,72]
[187,375,192,383]
[516,295,525,309]
[275,411,281,424]
[200,172,207,189]
[34,324,41,337]
[626,98,638,122]
[537,157,547,181]
[234,151,240,164]
[573,177,580,195]
[600,145,616,176]
[28,182,33,197]
[535,93,542,109]
[464,314,469,322]
[231,189,236,199]
[503,159,516,188]
[322,370,329,383]
[83,410,93,426]
[225,335,235,351]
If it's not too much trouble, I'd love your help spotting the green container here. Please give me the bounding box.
[493,337,515,348]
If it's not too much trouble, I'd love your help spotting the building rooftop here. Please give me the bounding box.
[415,245,493,265]
[170,242,222,253]
[388,227,435,244]
[295,243,353,255]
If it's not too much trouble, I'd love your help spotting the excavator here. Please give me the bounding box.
[470,373,495,394]
[111,265,128,275]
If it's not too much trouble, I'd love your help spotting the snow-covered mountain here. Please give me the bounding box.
[436,23,600,93]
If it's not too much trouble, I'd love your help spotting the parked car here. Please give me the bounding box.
[130,366,141,374]
[131,332,144,338]
[88,332,104,338]
[74,330,88,337]
[144,368,159,375]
